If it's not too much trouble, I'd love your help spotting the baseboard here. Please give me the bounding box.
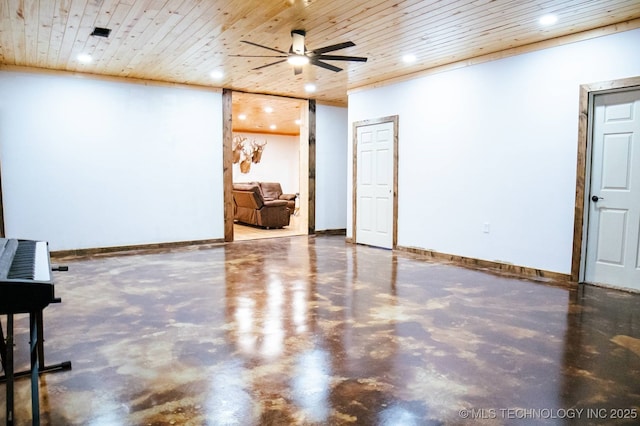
[315,228,347,236]
[395,245,574,285]
[51,238,225,260]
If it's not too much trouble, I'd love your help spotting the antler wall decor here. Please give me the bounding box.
[232,135,268,173]
[251,139,267,163]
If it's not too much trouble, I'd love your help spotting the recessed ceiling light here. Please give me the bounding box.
[210,70,224,80]
[264,106,273,113]
[402,54,417,64]
[270,124,277,130]
[304,83,316,92]
[238,114,247,120]
[539,14,558,26]
[77,54,92,64]
[295,119,301,125]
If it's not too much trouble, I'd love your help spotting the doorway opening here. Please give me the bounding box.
[352,115,399,249]
[223,91,312,242]
[573,76,640,292]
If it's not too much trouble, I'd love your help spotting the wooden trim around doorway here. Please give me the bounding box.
[571,76,640,282]
[223,89,234,242]
[308,100,316,234]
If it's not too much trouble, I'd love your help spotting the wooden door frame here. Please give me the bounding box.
[571,76,640,282]
[352,115,399,248]
[222,89,315,242]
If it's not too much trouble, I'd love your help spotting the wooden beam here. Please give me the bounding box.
[308,99,316,235]
[223,88,234,242]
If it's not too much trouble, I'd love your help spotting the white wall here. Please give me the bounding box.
[232,132,299,194]
[316,104,348,231]
[0,71,223,251]
[348,28,640,274]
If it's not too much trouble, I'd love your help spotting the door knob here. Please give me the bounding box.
[591,195,604,202]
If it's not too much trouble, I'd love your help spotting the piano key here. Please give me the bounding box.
[8,239,36,279]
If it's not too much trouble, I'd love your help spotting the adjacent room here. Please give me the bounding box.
[230,92,308,241]
[1,1,640,424]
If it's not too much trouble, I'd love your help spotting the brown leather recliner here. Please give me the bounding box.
[233,183,290,228]
[258,182,297,214]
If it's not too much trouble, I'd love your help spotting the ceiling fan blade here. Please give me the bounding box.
[311,59,343,72]
[311,41,356,55]
[316,55,368,62]
[229,54,288,58]
[241,40,288,55]
[252,59,288,70]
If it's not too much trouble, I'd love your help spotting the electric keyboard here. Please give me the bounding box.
[0,238,57,315]
[0,238,71,426]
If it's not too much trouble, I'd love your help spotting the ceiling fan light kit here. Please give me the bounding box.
[287,55,310,66]
[231,29,368,75]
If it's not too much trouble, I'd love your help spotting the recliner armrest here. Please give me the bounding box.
[264,199,289,207]
[279,194,296,201]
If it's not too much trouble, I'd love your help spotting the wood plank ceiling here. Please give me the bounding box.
[1,0,640,135]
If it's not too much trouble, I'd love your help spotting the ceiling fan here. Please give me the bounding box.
[231,30,368,75]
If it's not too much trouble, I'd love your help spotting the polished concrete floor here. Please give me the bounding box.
[2,235,640,425]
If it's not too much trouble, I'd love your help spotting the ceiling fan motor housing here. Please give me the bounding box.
[291,29,306,55]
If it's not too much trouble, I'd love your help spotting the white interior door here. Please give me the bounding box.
[585,89,640,291]
[356,121,394,249]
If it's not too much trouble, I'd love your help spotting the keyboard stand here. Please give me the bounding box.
[0,309,72,426]
[1,314,16,426]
